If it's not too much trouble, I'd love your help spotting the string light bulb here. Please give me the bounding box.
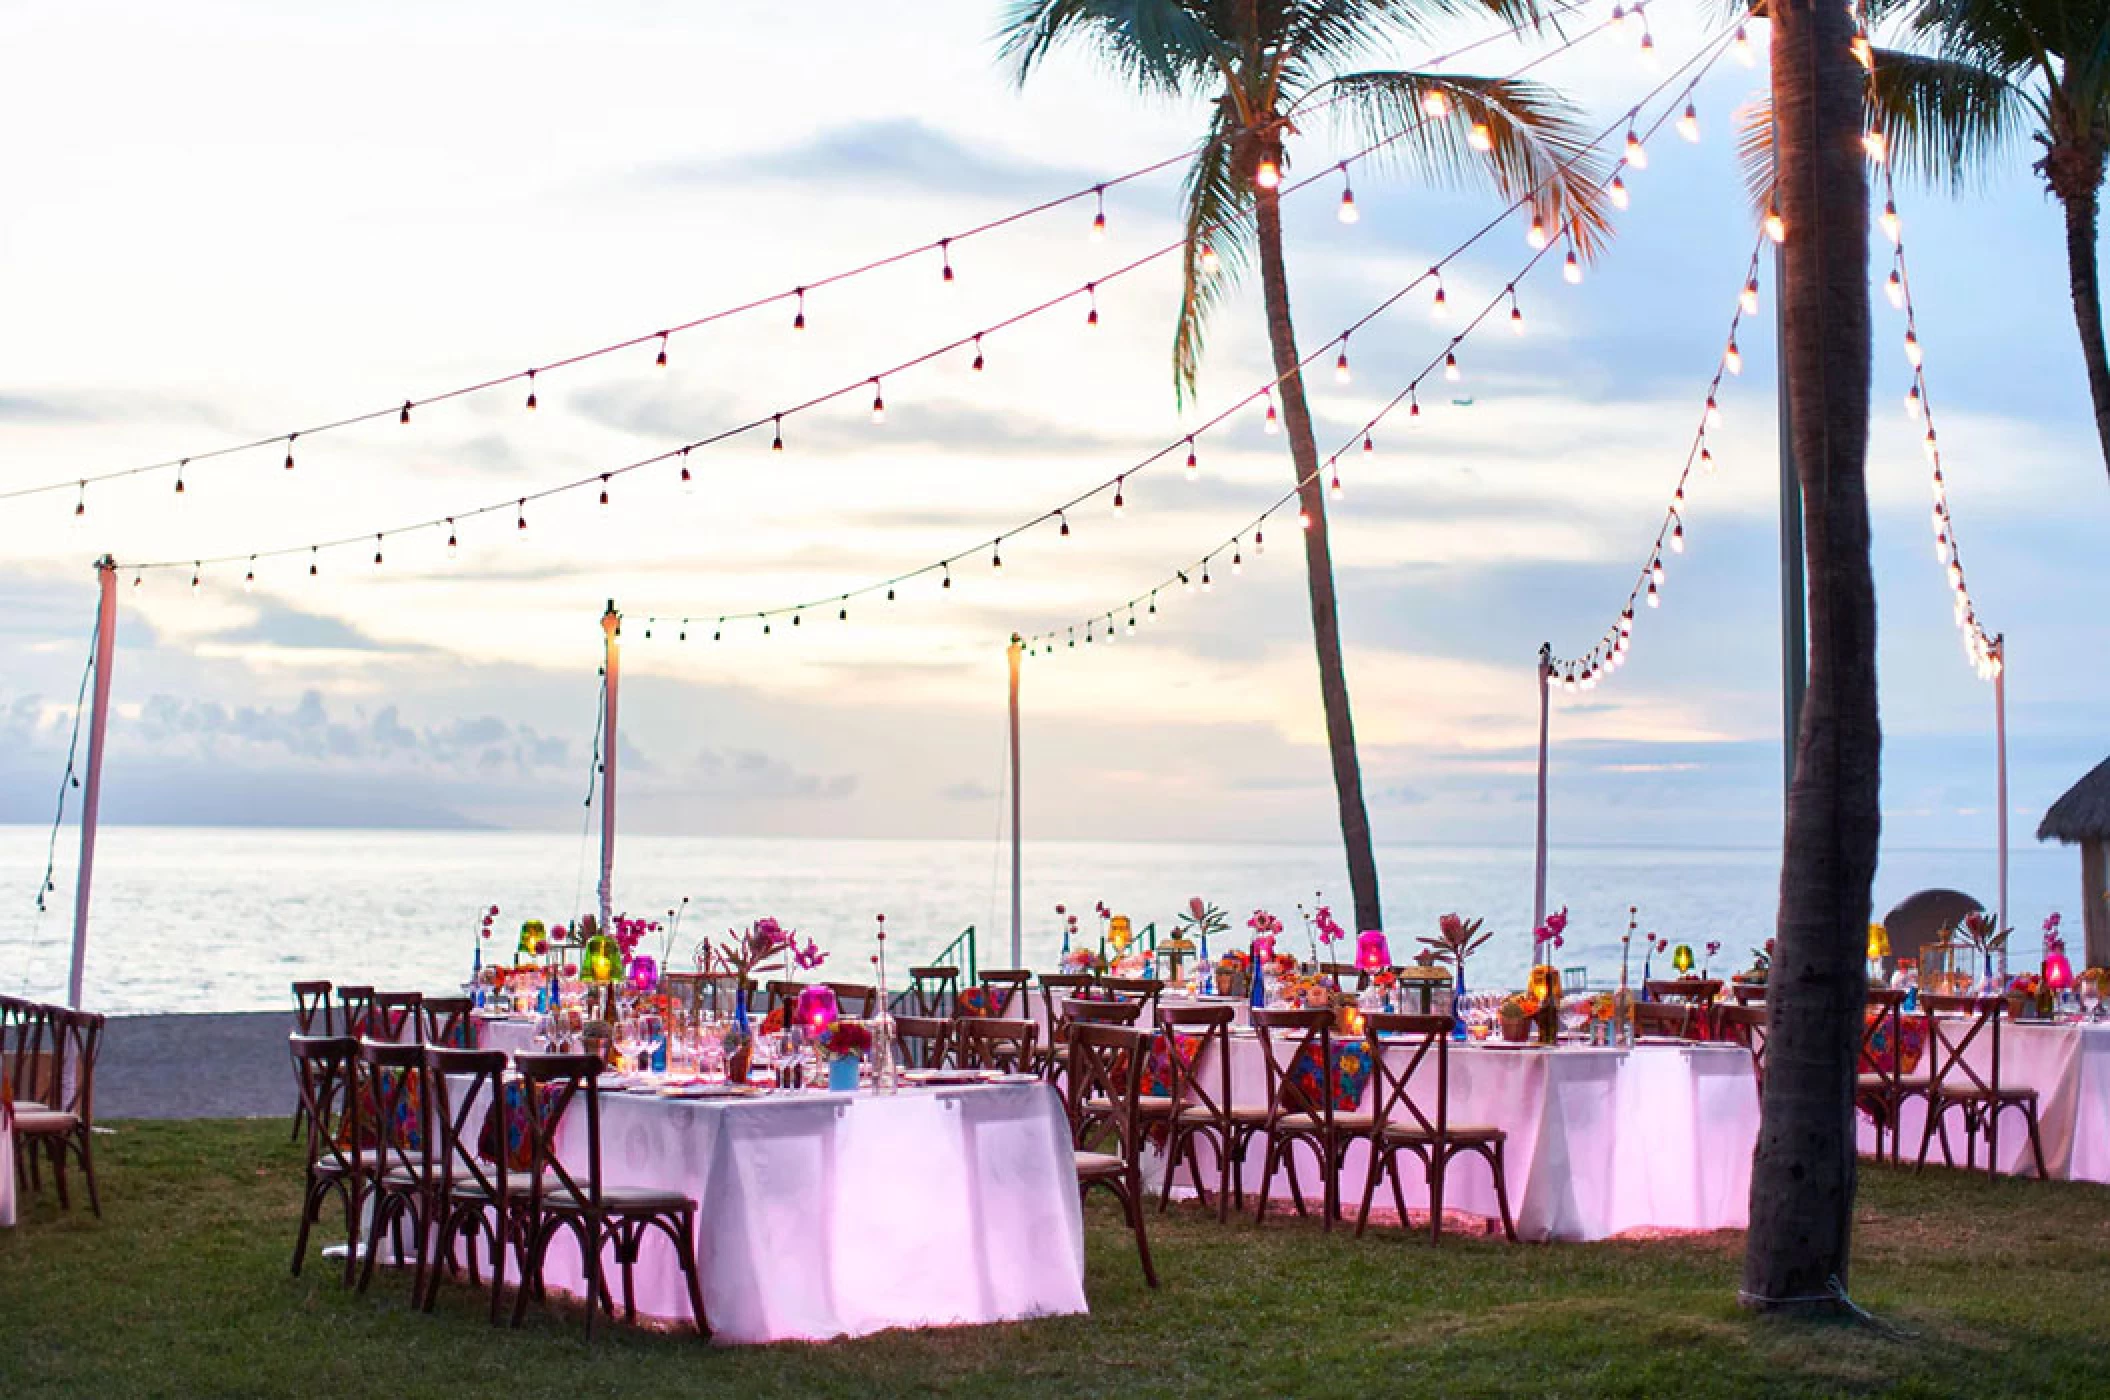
[680,450,694,493]
[191,565,200,591]
[656,333,670,367]
[1525,211,1548,249]
[1700,443,1715,472]
[1091,185,1107,241]
[1509,289,1525,334]
[1646,577,1660,608]
[1329,468,1343,500]
[446,520,458,557]
[373,535,384,567]
[400,401,413,425]
[1885,268,1905,308]
[1625,127,1648,168]
[1651,555,1665,587]
[1468,121,1493,152]
[1741,276,1761,315]
[1254,527,1265,555]
[1609,174,1630,210]
[1903,329,1922,367]
[308,548,319,578]
[516,499,527,534]
[244,561,255,592]
[174,462,187,495]
[73,482,85,521]
[1677,103,1700,142]
[1335,342,1352,383]
[1199,242,1221,274]
[1724,337,1742,374]
[1444,350,1461,382]
[771,414,785,452]
[1733,25,1753,66]
[1638,26,1656,63]
[599,475,611,507]
[1059,510,1070,538]
[1263,390,1279,434]
[1113,475,1126,513]
[1863,129,1888,164]
[871,378,887,423]
[972,334,985,372]
[1880,200,1901,243]
[1764,200,1786,243]
[1086,282,1099,327]
[1255,157,1281,189]
[524,373,537,411]
[1185,438,1199,477]
[792,287,806,330]
[1704,393,1721,429]
[1337,168,1359,224]
[1670,516,1685,553]
[1905,382,1923,419]
[284,434,297,470]
[1421,89,1450,117]
[1431,270,1449,318]
[1564,248,1583,284]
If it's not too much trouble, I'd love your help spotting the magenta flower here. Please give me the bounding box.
[1314,906,1346,945]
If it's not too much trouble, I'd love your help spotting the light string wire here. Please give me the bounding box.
[12,0,1596,514]
[31,607,100,915]
[1542,230,1769,690]
[1873,145,2001,678]
[626,18,1737,642]
[124,8,1622,580]
[1017,22,1744,657]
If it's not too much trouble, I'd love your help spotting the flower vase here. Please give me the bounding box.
[828,1054,862,1093]
[1527,965,1563,1046]
[1450,967,1468,1042]
[725,987,754,1084]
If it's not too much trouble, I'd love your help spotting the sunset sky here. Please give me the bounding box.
[2,0,2102,867]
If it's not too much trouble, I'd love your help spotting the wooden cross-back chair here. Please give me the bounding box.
[1356,1013,1516,1243]
[3,996,55,1109]
[1645,978,1724,1006]
[420,996,475,1049]
[1249,1007,1367,1230]
[905,966,960,1018]
[289,1034,364,1286]
[1064,1022,1158,1287]
[1633,1001,1699,1041]
[823,982,879,1018]
[1099,977,1165,1019]
[660,972,708,1023]
[355,1039,431,1298]
[973,969,1033,1019]
[892,1014,954,1070]
[419,1046,516,1323]
[1319,961,1368,992]
[1154,1003,1256,1221]
[1856,988,1911,1163]
[1914,994,2047,1180]
[336,985,377,1039]
[509,1052,708,1339]
[762,980,806,1028]
[14,1007,106,1216]
[368,992,424,1044]
[953,1017,1040,1074]
[1714,1004,1770,1093]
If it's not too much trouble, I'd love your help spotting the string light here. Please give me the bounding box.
[1509,287,1526,334]
[1723,337,1742,374]
[1113,476,1126,514]
[771,415,785,452]
[1741,276,1760,315]
[1564,247,1583,283]
[1733,24,1753,66]
[373,535,384,567]
[1526,210,1549,249]
[1625,125,1648,168]
[1337,166,1359,223]
[174,462,187,495]
[1885,267,1905,308]
[1609,174,1630,210]
[1863,129,1887,164]
[1445,350,1462,382]
[1421,89,1451,117]
[73,482,85,521]
[1086,283,1099,327]
[308,547,319,578]
[1091,185,1107,241]
[793,287,806,330]
[1199,242,1221,274]
[400,401,413,425]
[524,373,537,411]
[972,334,985,372]
[1263,389,1279,434]
[1879,199,1901,244]
[446,520,458,557]
[284,435,297,470]
[1335,341,1352,382]
[680,448,695,493]
[1677,103,1700,142]
[1431,269,1449,318]
[515,499,527,534]
[599,475,611,507]
[244,560,255,591]
[1468,121,1494,152]
[1764,199,1785,243]
[656,333,670,367]
[871,379,887,423]
[1255,157,1281,189]
[1903,328,1922,368]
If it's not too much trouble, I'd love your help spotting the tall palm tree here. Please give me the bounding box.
[1740,0,1882,1315]
[998,0,1610,936]
[1745,2,2110,485]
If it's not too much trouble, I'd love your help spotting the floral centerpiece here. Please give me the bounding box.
[1956,911,2011,990]
[1527,907,1568,1044]
[1498,992,1540,1043]
[1213,948,1252,999]
[1734,940,1775,986]
[696,917,826,1081]
[2042,914,2074,1007]
[1420,913,1492,1042]
[2006,972,2046,1022]
[817,1018,872,1092]
[1170,896,1230,983]
[1062,946,1102,975]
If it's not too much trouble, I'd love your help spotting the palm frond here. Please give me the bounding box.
[994,0,1227,95]
[1173,100,1258,405]
[1310,69,1615,258]
[1869,45,2031,190]
[1278,0,1555,74]
[1735,94,1776,224]
[1902,0,2058,86]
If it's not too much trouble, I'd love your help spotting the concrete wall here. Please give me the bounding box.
[96,1011,289,1120]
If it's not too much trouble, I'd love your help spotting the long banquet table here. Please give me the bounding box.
[504,1077,1085,1344]
[1164,1034,1759,1242]
[1857,1019,2110,1181]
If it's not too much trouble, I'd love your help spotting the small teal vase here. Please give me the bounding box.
[828,1055,862,1093]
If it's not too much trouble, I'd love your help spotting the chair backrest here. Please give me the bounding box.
[3,999,55,1104]
[823,983,879,1018]
[1038,974,1097,1033]
[1064,1023,1150,1159]
[512,1052,607,1210]
[1645,978,1723,1005]
[1157,1004,1235,1126]
[1633,1001,1697,1040]
[1063,998,1143,1028]
[892,1014,953,1070]
[975,969,1032,1018]
[337,986,377,1038]
[1361,1012,1451,1138]
[1250,1007,1337,1127]
[359,1038,429,1182]
[1099,977,1165,1017]
[954,1017,1039,1073]
[290,1035,362,1178]
[368,992,424,1043]
[1921,993,2004,1096]
[419,996,474,1049]
[1713,1004,1769,1087]
[1730,982,1767,1005]
[1319,961,1368,992]
[423,1046,510,1207]
[292,981,335,1036]
[906,966,960,1018]
[44,1007,104,1123]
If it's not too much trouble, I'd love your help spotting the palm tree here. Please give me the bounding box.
[998,0,1610,936]
[1745,2,2110,485]
[1740,0,1882,1314]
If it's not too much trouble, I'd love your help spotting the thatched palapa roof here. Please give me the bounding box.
[2038,755,2110,844]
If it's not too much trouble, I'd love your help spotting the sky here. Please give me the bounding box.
[1,1,2104,878]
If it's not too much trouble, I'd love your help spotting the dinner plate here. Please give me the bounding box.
[990,1072,1040,1085]
[903,1069,989,1086]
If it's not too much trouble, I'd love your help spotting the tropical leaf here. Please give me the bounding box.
[994,0,1228,94]
[1303,68,1615,256]
[1173,97,1258,403]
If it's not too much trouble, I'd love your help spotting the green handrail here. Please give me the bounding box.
[929,924,977,981]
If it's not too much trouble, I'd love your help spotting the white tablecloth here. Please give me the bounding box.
[472,1015,538,1057]
[1167,1036,1757,1242]
[523,1080,1085,1344]
[1859,1020,2110,1180]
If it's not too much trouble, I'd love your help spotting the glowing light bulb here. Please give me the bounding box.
[1646,579,1661,608]
[1335,347,1352,383]
[1610,3,1627,30]
[1113,476,1126,513]
[1741,277,1761,315]
[1525,213,1548,249]
[1329,471,1342,500]
[1421,90,1450,118]
[1510,301,1525,335]
[1253,529,1264,555]
[1609,175,1630,210]
[1200,242,1221,274]
[1652,557,1665,587]
[1263,394,1279,434]
[1670,519,1685,552]
[1903,329,1922,367]
[1232,546,1243,575]
[1086,284,1099,327]
[1880,200,1900,243]
[1091,187,1107,241]
[524,375,537,412]
[1255,158,1281,189]
[1935,533,1951,564]
[1638,28,1656,63]
[1362,432,1374,454]
[871,380,887,423]
[1677,104,1700,142]
[1468,122,1493,152]
[1431,279,1448,318]
[792,288,806,330]
[1885,269,1904,308]
[1765,203,1786,243]
[1298,508,1312,530]
[1863,130,1887,163]
[599,475,611,507]
[1733,25,1754,66]
[1905,383,1922,419]
[244,566,255,592]
[1923,427,1938,460]
[400,401,413,424]
[1724,339,1742,374]
[1338,183,1359,224]
[284,435,297,470]
[771,415,785,452]
[1186,439,1199,477]
[656,334,670,367]
[1564,249,1583,284]
[1704,394,1721,429]
[1700,444,1715,472]
[1625,128,1647,168]
[972,335,985,372]
[1851,33,1873,70]
[1444,351,1461,382]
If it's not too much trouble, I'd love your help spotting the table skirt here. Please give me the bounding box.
[1857,1021,2110,1181]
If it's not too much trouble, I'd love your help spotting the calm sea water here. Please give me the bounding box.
[0,825,2072,1015]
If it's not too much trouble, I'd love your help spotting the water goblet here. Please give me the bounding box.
[2082,977,2102,1023]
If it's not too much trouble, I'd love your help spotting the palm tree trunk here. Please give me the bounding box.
[1252,182,1382,936]
[2059,183,2110,484]
[1741,0,1881,1314]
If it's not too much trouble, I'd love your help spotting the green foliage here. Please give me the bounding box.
[5,1119,2110,1397]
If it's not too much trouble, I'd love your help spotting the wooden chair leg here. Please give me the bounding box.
[1488,1143,1519,1243]
[291,1178,320,1277]
[1353,1143,1384,1237]
[1427,1147,1447,1246]
[1253,1137,1280,1225]
[1122,1176,1159,1288]
[2025,1104,2049,1181]
[1387,1146,1412,1228]
[1156,1128,1182,1216]
[1914,1097,1940,1173]
[673,1212,711,1336]
[1215,1126,1234,1224]
[78,1130,101,1219]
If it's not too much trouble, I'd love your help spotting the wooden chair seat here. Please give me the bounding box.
[1074,1150,1127,1180]
[13,1108,79,1134]
[1937,1083,2035,1102]
[1381,1120,1503,1144]
[1278,1110,1375,1134]
[1084,1093,1175,1117]
[536,1182,699,1214]
[1860,1072,1927,1091]
[1177,1102,1267,1125]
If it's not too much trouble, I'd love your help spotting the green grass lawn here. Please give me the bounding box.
[4,1118,2108,1398]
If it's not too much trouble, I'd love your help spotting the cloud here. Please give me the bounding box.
[660,118,1102,200]
[940,780,998,801]
[207,596,423,653]
[677,748,858,801]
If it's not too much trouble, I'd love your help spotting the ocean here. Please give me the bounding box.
[0,825,2073,1015]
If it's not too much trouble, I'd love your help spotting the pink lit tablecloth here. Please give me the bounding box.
[1857,1020,2110,1180]
[1,1102,14,1227]
[519,1079,1084,1344]
[1163,1036,1758,1242]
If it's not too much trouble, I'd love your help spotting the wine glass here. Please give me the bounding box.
[2082,976,2102,1023]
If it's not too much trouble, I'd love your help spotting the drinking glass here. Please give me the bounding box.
[2082,978,2102,1022]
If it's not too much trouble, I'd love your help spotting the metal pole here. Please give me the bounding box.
[1775,241,1807,811]
[68,557,118,1009]
[598,601,620,935]
[1533,644,1551,932]
[1007,635,1023,968]
[1994,634,2009,949]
